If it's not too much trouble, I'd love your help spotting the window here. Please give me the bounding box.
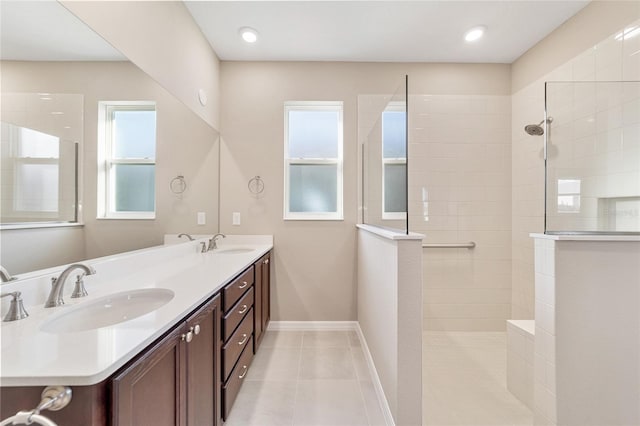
[382,105,407,220]
[557,179,581,213]
[98,102,156,219]
[284,101,343,220]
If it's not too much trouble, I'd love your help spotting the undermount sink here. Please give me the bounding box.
[41,288,175,333]
[214,247,254,254]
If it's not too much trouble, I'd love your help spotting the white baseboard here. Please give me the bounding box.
[268,321,394,425]
[268,321,358,331]
[355,323,396,426]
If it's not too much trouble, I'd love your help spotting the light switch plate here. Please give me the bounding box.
[197,212,206,225]
[232,212,241,226]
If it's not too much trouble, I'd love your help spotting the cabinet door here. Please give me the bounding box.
[185,295,221,426]
[261,253,271,334]
[253,258,263,349]
[254,252,271,350]
[111,325,186,426]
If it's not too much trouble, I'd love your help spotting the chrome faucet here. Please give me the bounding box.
[178,233,195,241]
[207,233,226,251]
[0,265,16,282]
[0,291,28,321]
[45,263,96,308]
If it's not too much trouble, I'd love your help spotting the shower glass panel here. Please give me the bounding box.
[545,81,640,234]
[0,92,82,227]
[360,75,408,233]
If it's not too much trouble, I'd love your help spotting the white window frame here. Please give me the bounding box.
[97,101,156,220]
[382,103,407,221]
[283,101,344,221]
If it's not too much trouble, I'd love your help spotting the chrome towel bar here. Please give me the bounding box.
[422,242,476,249]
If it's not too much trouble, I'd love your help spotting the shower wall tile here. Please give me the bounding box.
[412,94,512,331]
[511,19,640,320]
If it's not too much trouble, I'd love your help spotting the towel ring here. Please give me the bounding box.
[170,175,187,195]
[0,386,71,426]
[248,176,264,195]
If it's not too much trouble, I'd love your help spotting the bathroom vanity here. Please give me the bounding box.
[0,236,272,425]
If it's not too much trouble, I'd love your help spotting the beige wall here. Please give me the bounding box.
[61,1,221,131]
[219,61,510,321]
[0,61,219,273]
[510,3,640,319]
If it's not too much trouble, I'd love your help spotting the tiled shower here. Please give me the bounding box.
[409,94,513,331]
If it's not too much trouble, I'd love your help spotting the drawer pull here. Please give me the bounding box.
[190,324,201,335]
[238,304,248,315]
[238,365,248,379]
[237,333,248,346]
[238,281,248,289]
[264,259,269,265]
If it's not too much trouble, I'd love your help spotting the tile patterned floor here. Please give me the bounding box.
[227,330,533,426]
[225,330,387,426]
[423,331,533,426]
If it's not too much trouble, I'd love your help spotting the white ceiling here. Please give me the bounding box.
[185,1,590,63]
[0,1,125,61]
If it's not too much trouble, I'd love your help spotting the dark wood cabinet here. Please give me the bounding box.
[185,295,222,426]
[111,295,221,426]
[111,324,186,426]
[254,252,271,350]
[1,250,272,426]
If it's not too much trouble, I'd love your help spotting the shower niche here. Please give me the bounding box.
[544,81,640,234]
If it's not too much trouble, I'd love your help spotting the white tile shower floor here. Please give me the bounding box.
[226,330,533,426]
[424,331,533,426]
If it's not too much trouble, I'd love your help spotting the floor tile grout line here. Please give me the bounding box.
[291,333,304,426]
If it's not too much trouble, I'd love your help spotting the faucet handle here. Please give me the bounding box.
[71,274,88,299]
[0,291,29,322]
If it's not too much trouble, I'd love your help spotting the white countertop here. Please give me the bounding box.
[0,235,272,387]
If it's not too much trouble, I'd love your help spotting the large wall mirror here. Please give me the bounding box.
[0,1,220,276]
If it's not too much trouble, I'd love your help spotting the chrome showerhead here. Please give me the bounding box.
[524,117,553,136]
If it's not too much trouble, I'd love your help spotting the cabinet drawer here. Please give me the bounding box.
[223,287,254,341]
[222,340,254,421]
[222,308,254,382]
[223,267,254,312]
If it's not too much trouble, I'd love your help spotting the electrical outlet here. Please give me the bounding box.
[232,212,241,226]
[197,212,206,225]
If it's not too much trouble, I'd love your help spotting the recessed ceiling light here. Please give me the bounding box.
[464,25,486,42]
[239,27,258,43]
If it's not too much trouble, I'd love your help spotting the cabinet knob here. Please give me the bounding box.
[190,324,201,335]
[264,259,269,265]
[182,331,193,343]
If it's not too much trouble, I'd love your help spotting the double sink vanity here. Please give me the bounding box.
[0,235,273,425]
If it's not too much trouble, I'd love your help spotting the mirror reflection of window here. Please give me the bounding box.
[97,102,156,219]
[1,122,61,215]
[382,106,407,220]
